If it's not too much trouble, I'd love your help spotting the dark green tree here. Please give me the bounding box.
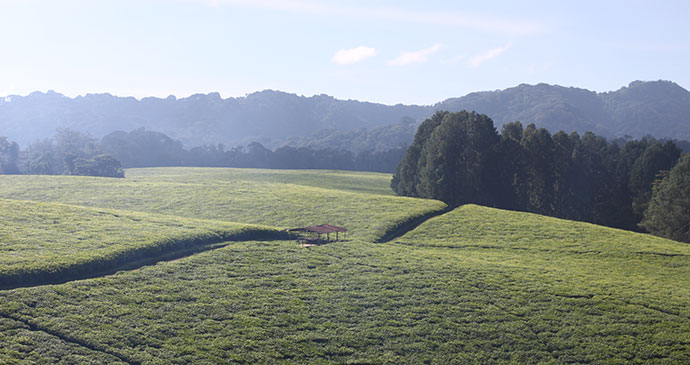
[496,121,525,210]
[415,111,500,207]
[640,155,690,242]
[629,140,681,222]
[391,111,448,196]
[519,124,557,215]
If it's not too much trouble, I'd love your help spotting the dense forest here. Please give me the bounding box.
[392,111,690,242]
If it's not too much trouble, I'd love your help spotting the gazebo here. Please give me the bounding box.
[287,224,348,244]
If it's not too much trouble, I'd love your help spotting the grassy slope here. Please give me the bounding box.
[393,205,690,360]
[0,198,281,288]
[0,317,124,364]
[126,167,397,196]
[0,169,688,362]
[397,205,690,305]
[0,169,445,242]
[1,203,688,362]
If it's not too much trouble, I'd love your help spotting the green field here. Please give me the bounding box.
[0,168,444,242]
[0,168,688,363]
[0,198,283,288]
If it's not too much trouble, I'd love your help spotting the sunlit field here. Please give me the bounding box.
[0,168,688,363]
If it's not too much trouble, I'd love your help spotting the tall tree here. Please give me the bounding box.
[640,154,690,243]
[0,137,20,174]
[391,111,448,196]
[519,124,557,215]
[414,111,499,207]
[629,140,681,221]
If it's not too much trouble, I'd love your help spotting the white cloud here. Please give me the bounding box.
[203,0,545,36]
[388,44,443,66]
[440,54,466,65]
[332,46,377,65]
[468,43,511,68]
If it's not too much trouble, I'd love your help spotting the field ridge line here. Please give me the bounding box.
[375,206,450,243]
[0,230,289,291]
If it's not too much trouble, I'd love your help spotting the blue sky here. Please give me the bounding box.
[0,0,688,105]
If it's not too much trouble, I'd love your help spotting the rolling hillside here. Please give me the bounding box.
[0,168,446,242]
[0,198,283,288]
[0,168,688,363]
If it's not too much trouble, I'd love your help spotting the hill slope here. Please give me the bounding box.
[0,198,283,288]
[0,168,447,242]
[1,197,688,362]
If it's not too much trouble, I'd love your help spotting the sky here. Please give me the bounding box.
[0,0,688,105]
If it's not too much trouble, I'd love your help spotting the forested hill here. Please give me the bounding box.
[2,80,689,150]
[437,80,690,140]
[0,90,429,149]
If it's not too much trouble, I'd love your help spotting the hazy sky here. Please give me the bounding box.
[1,0,688,105]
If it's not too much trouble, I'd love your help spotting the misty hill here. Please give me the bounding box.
[0,90,428,149]
[437,80,690,141]
[1,80,689,151]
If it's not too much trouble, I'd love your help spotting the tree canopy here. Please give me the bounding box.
[392,110,686,235]
[640,155,690,242]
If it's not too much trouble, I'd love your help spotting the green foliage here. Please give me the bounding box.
[629,141,681,219]
[640,154,690,242]
[391,111,447,196]
[393,111,683,234]
[11,128,128,177]
[72,153,124,178]
[416,111,499,206]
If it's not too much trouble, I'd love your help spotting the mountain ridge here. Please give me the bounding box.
[2,80,689,150]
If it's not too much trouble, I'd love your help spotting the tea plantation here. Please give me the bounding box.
[0,168,688,363]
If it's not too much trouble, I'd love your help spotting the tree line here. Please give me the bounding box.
[0,129,124,177]
[99,129,406,172]
[0,128,406,177]
[392,111,690,242]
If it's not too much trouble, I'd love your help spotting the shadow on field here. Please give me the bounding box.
[0,230,290,291]
[375,206,450,243]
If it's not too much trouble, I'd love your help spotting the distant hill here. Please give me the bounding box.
[1,80,689,150]
[0,90,428,149]
[437,80,690,140]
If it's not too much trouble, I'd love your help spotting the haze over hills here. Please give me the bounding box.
[1,80,689,151]
[437,80,690,140]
